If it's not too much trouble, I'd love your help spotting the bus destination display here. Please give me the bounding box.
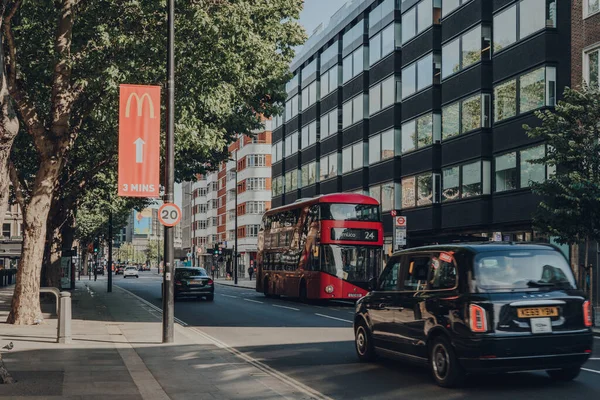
[330,228,378,242]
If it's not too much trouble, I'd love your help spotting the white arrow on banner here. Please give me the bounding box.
[134,138,145,164]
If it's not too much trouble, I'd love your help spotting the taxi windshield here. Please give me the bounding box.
[473,250,576,291]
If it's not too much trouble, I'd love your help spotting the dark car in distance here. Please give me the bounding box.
[174,267,214,301]
[94,265,104,275]
[354,243,594,387]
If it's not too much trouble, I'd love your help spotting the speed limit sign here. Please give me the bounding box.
[158,203,182,227]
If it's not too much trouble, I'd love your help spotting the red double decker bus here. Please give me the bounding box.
[256,193,384,300]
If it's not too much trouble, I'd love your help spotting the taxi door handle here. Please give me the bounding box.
[386,306,404,311]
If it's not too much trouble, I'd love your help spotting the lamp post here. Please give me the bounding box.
[234,148,238,285]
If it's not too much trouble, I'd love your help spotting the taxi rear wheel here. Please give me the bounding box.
[546,366,581,381]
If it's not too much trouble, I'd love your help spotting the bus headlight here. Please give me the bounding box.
[325,285,334,294]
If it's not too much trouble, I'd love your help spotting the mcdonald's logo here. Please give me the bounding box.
[125,92,156,118]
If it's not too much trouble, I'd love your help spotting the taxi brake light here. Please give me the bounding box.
[469,304,488,333]
[583,301,593,327]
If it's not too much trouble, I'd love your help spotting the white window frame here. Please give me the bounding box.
[585,0,600,18]
[583,45,600,88]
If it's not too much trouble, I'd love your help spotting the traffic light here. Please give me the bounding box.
[93,238,99,253]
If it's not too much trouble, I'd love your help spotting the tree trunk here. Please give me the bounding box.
[7,158,62,325]
[571,243,580,287]
[584,239,590,295]
[0,21,20,229]
[81,246,89,275]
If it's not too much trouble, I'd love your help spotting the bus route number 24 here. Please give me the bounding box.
[158,203,182,227]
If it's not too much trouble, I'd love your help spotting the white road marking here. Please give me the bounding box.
[588,358,600,360]
[244,298,264,304]
[220,294,238,299]
[315,313,353,324]
[582,367,600,375]
[272,304,299,311]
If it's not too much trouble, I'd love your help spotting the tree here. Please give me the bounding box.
[524,86,600,304]
[5,0,304,324]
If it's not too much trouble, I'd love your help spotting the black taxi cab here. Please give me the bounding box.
[353,243,594,387]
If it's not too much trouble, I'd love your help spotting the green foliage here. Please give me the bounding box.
[10,0,304,242]
[524,86,600,244]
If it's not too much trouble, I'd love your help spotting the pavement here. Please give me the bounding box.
[0,279,322,400]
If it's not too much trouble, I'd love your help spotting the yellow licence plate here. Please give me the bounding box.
[517,307,559,318]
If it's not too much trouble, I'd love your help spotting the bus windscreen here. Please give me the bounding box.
[321,204,380,222]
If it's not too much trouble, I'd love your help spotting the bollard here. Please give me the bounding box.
[58,291,72,344]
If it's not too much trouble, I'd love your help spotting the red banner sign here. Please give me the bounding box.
[118,84,161,198]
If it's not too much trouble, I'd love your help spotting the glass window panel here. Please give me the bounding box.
[381,24,395,58]
[329,110,338,134]
[321,42,338,66]
[369,185,381,204]
[329,153,338,177]
[442,0,461,17]
[291,170,298,190]
[442,102,460,139]
[342,147,352,173]
[417,0,433,34]
[369,33,382,66]
[301,164,309,188]
[588,50,599,88]
[381,129,395,160]
[417,114,433,148]
[495,152,517,192]
[402,120,416,153]
[320,114,329,138]
[402,177,416,208]
[320,156,329,181]
[494,79,517,122]
[321,70,330,98]
[381,76,395,109]
[309,162,317,185]
[353,142,364,170]
[519,67,545,114]
[369,134,381,164]
[462,94,481,133]
[462,161,481,198]
[520,145,545,187]
[309,121,317,144]
[369,84,381,115]
[589,0,600,15]
[402,7,417,43]
[329,67,338,92]
[417,173,433,206]
[353,95,364,123]
[343,55,353,83]
[442,38,460,79]
[462,25,481,69]
[353,48,364,78]
[343,100,352,128]
[417,54,433,91]
[402,63,416,98]
[291,132,298,154]
[519,0,545,39]
[493,6,516,52]
[442,166,459,202]
[381,182,394,212]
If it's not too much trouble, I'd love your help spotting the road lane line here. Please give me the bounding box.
[114,285,188,326]
[582,368,600,375]
[220,294,238,298]
[315,313,353,323]
[244,298,264,304]
[272,304,299,311]
[188,326,333,400]
[588,358,600,360]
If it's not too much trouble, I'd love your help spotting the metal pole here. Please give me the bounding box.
[162,0,175,344]
[192,191,195,267]
[108,212,113,293]
[234,149,238,285]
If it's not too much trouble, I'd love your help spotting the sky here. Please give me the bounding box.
[299,0,349,39]
[172,0,350,210]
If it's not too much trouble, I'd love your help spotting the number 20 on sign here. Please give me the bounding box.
[158,203,182,227]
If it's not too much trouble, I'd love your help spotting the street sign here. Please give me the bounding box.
[158,203,182,227]
[393,215,407,251]
[118,84,161,198]
[390,210,397,217]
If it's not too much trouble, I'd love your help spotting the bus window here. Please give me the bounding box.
[320,204,380,222]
